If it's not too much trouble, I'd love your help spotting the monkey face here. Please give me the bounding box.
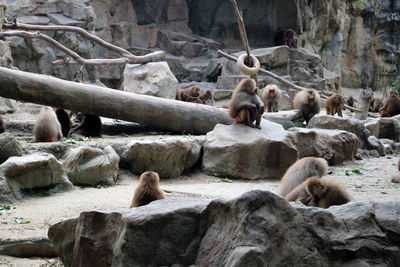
[268,89,275,97]
[191,87,200,97]
[390,90,399,97]
[310,183,326,198]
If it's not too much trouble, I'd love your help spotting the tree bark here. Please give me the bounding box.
[0,67,233,134]
[355,88,374,120]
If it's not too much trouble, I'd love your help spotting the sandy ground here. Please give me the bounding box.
[1,103,400,266]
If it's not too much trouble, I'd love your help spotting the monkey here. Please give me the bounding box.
[274,28,298,48]
[33,106,63,142]
[324,94,343,117]
[285,176,320,205]
[176,85,201,102]
[228,78,264,129]
[306,176,351,208]
[258,84,281,112]
[70,113,102,137]
[0,116,5,133]
[55,109,71,138]
[73,70,84,83]
[278,157,328,197]
[130,171,165,208]
[369,97,383,112]
[344,96,357,112]
[379,90,400,117]
[197,90,212,104]
[293,88,321,125]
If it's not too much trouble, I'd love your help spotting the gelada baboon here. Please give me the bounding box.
[176,85,201,102]
[258,84,281,112]
[130,171,165,208]
[0,116,5,133]
[379,90,400,117]
[198,90,212,104]
[324,94,343,117]
[307,177,351,208]
[293,88,321,124]
[229,78,264,129]
[55,109,71,138]
[369,97,383,112]
[33,106,63,142]
[274,29,298,48]
[278,157,328,197]
[70,113,102,137]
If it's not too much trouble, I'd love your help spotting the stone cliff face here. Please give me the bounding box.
[3,0,399,91]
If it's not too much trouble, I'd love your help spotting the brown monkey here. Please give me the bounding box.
[345,96,357,112]
[285,176,320,205]
[70,113,102,137]
[73,70,84,83]
[278,157,328,197]
[55,109,71,138]
[0,116,5,133]
[197,90,212,104]
[33,106,63,142]
[324,94,343,117]
[229,78,264,129]
[130,171,165,208]
[258,84,281,112]
[176,86,201,102]
[369,97,383,112]
[274,29,298,48]
[293,88,321,124]
[307,177,351,208]
[379,90,400,117]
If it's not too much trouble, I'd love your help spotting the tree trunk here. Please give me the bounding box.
[355,88,374,120]
[0,67,234,134]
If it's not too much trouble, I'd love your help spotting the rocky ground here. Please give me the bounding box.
[1,103,400,266]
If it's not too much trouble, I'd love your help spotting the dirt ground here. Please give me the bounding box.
[1,103,400,266]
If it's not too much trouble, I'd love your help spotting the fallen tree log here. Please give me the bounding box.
[0,67,233,134]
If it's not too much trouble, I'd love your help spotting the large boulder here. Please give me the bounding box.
[202,119,298,179]
[0,153,73,201]
[48,191,400,267]
[288,128,360,165]
[123,62,179,99]
[121,136,204,178]
[0,133,22,164]
[62,146,120,185]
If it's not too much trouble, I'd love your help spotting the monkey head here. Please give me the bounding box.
[307,176,326,198]
[140,171,160,184]
[305,89,317,104]
[389,90,399,98]
[191,86,201,97]
[240,78,257,94]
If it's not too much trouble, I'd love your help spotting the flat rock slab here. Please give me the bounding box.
[0,132,22,164]
[0,237,56,258]
[202,119,298,179]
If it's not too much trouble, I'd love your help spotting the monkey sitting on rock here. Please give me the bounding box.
[369,97,383,113]
[197,90,212,104]
[293,89,321,125]
[130,171,165,208]
[176,86,201,103]
[70,113,102,138]
[33,106,63,142]
[324,94,344,117]
[258,84,281,112]
[379,90,400,117]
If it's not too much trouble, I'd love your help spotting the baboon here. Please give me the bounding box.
[369,97,383,112]
[259,84,281,112]
[278,157,328,197]
[70,113,102,137]
[285,176,320,205]
[0,116,5,133]
[33,106,63,142]
[324,94,343,117]
[229,78,264,129]
[55,109,71,138]
[307,177,351,208]
[379,90,400,117]
[274,28,298,48]
[73,70,84,83]
[176,86,201,102]
[198,90,212,104]
[293,88,321,124]
[130,171,165,208]
[345,96,357,112]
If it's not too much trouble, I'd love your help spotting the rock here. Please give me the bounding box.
[123,62,179,99]
[308,115,369,148]
[367,136,385,156]
[288,128,360,165]
[122,137,204,178]
[202,119,298,179]
[62,146,120,186]
[0,153,73,201]
[0,237,56,258]
[391,115,400,142]
[369,150,380,157]
[262,110,304,129]
[48,191,400,267]
[0,133,23,164]
[364,118,380,137]
[391,174,400,183]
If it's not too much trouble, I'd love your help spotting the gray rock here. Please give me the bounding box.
[0,237,56,258]
[0,133,22,164]
[364,118,380,137]
[202,119,298,179]
[122,137,204,178]
[62,146,120,185]
[0,153,73,201]
[378,118,394,140]
[367,136,385,156]
[391,115,400,142]
[369,150,380,157]
[288,128,360,165]
[123,62,179,99]
[48,191,400,267]
[308,115,369,148]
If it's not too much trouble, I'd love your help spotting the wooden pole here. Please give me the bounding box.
[0,67,233,134]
